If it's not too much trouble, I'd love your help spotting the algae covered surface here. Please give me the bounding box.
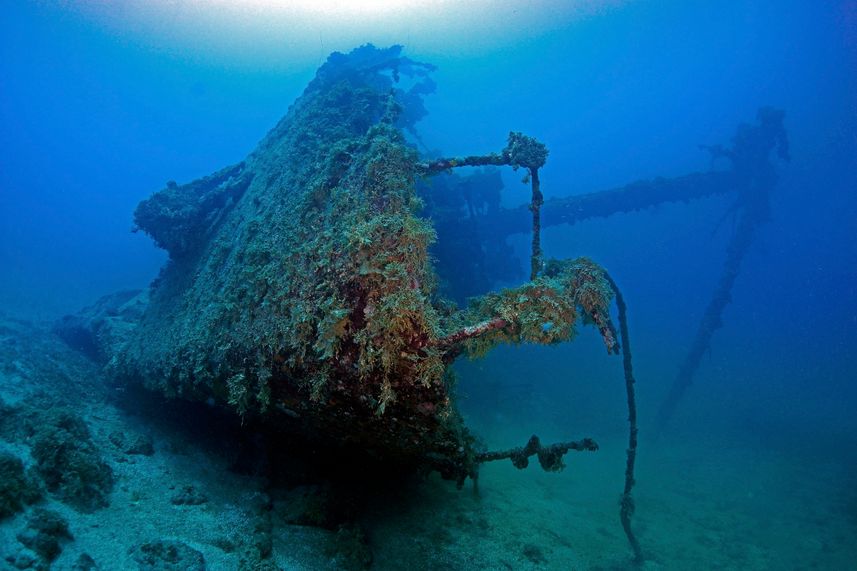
[121,45,473,475]
[117,45,620,486]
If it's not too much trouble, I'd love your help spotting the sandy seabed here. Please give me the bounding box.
[1,316,854,570]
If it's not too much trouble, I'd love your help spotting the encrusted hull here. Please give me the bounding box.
[117,45,617,483]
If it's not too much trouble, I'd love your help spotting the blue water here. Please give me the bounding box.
[1,1,855,569]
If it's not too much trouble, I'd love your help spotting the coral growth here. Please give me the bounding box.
[7,406,115,513]
[16,508,73,562]
[0,451,41,520]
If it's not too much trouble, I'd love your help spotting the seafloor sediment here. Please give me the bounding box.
[1,313,855,569]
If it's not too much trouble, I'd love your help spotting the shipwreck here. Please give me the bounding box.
[108,44,789,563]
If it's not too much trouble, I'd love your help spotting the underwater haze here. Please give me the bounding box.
[1,1,856,569]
